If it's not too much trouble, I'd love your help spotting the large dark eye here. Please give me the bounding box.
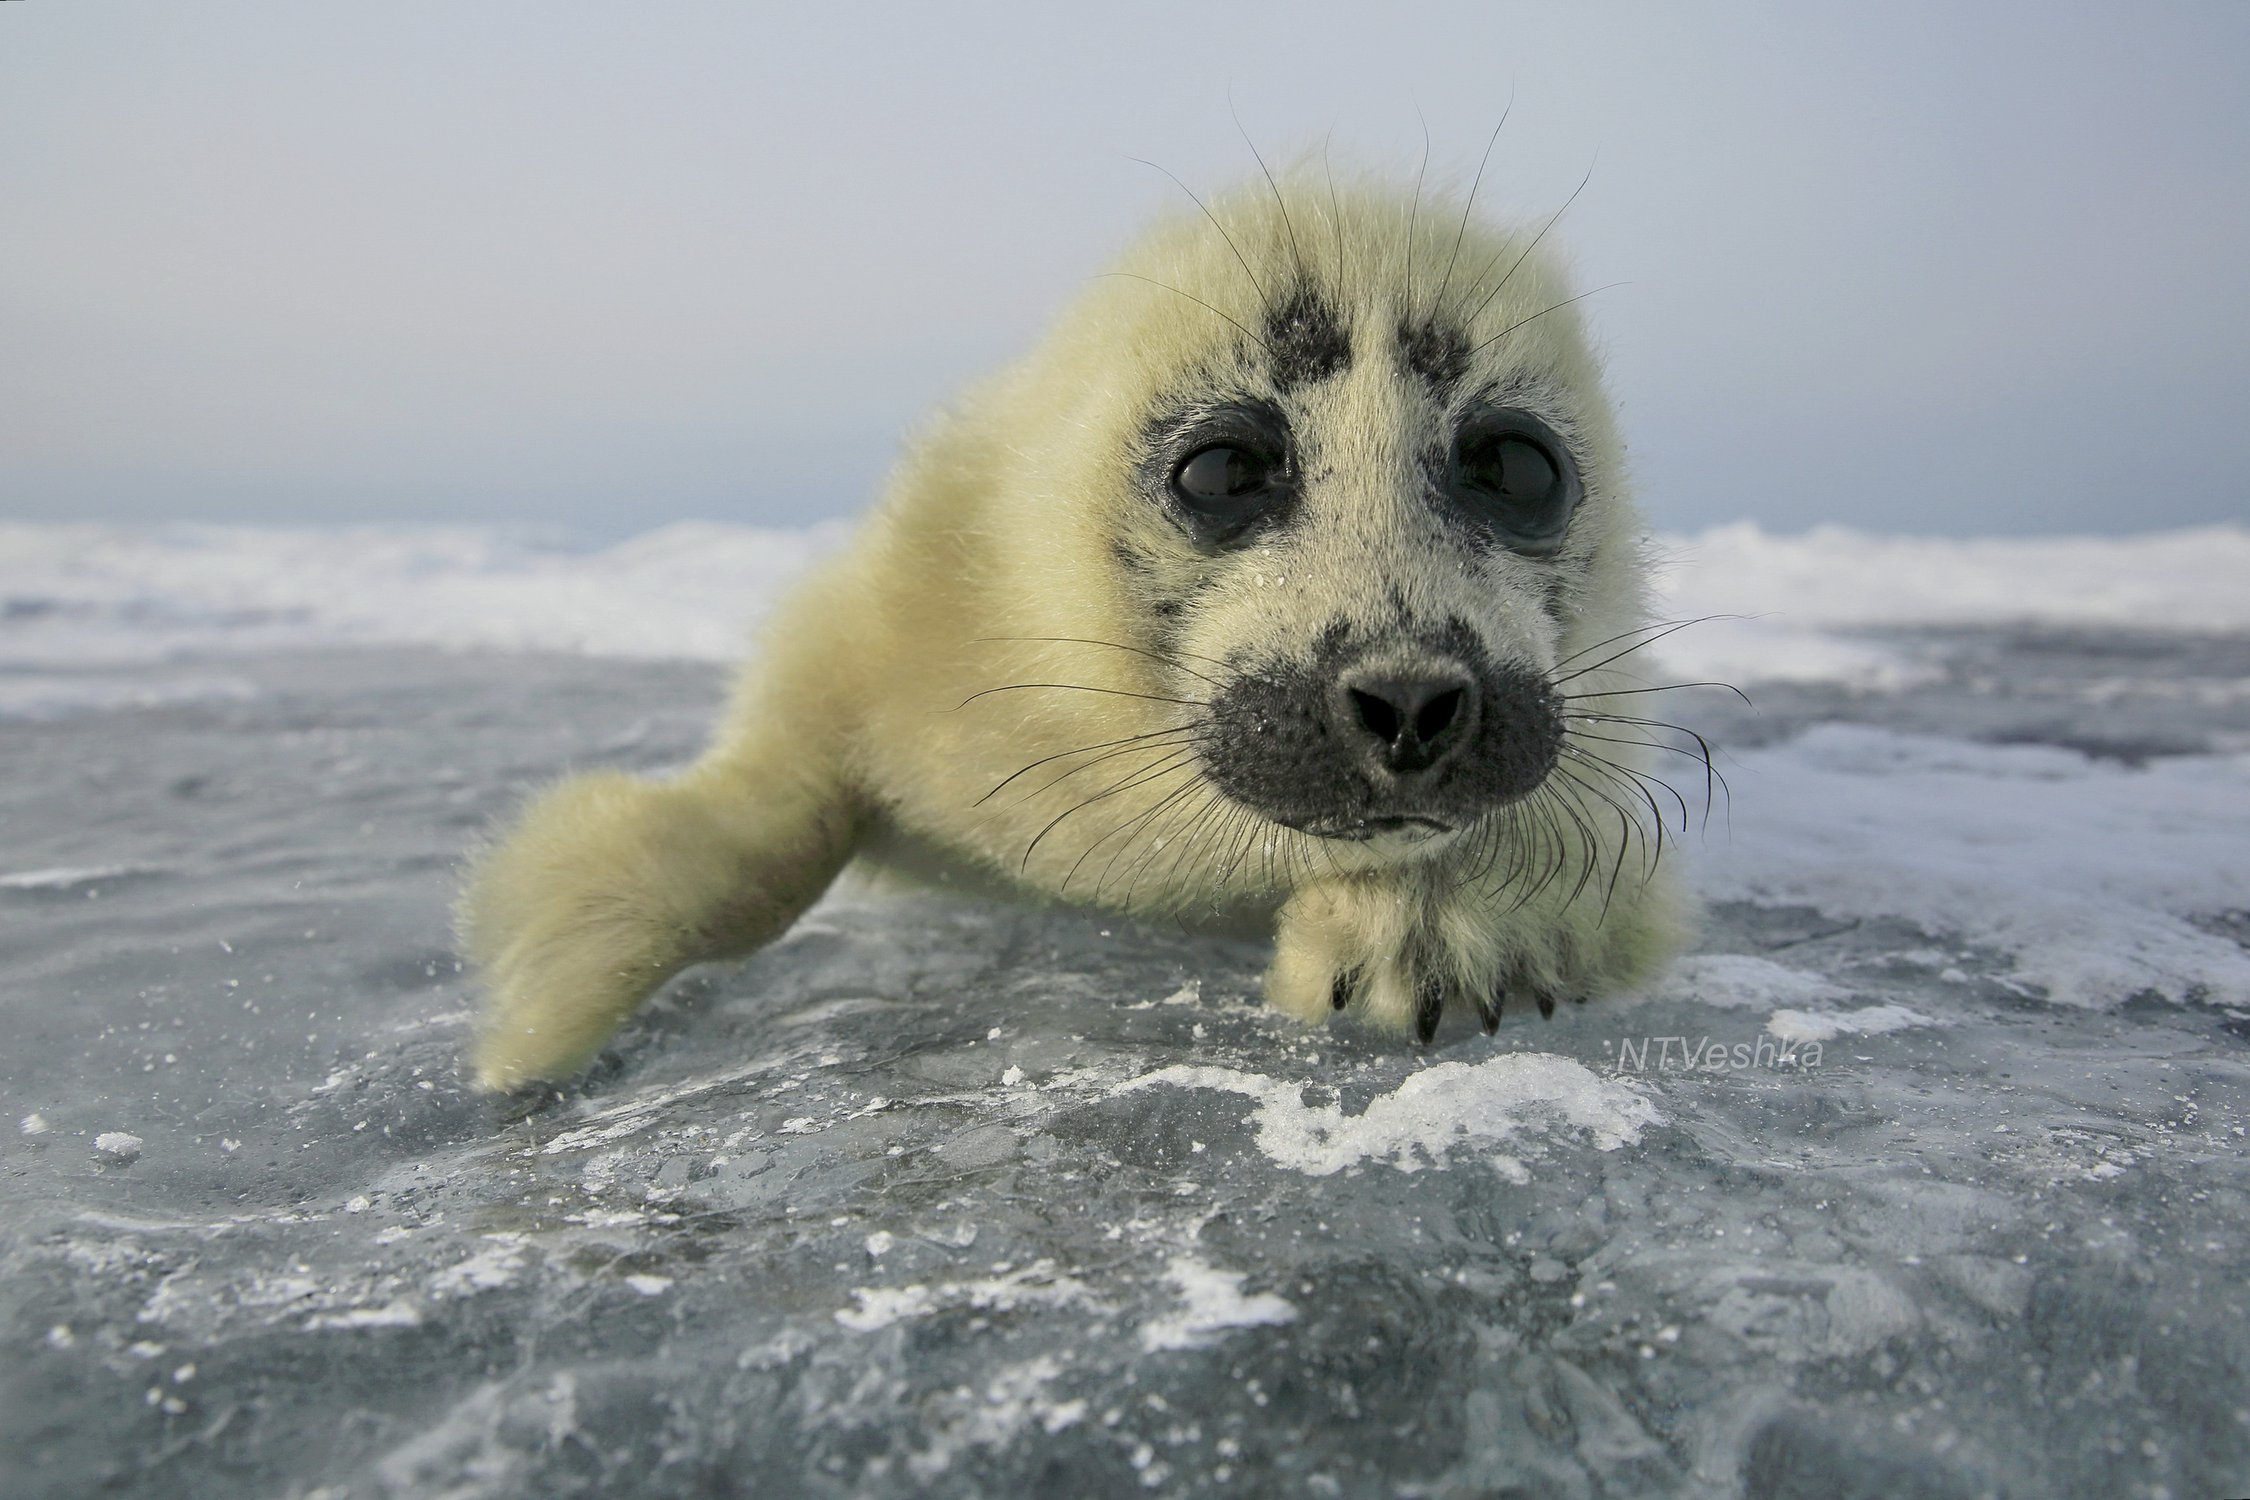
[1171,444,1285,529]
[1452,416,1578,553]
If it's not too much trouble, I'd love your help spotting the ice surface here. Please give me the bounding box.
[2,528,2248,1497]
[1693,726,2250,1008]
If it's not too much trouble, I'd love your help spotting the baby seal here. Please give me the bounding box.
[462,168,1696,1091]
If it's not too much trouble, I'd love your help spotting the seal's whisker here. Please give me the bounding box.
[1112,780,1224,912]
[1074,769,1210,901]
[1002,731,1208,814]
[971,636,1229,688]
[1559,680,1751,706]
[975,724,1205,807]
[1549,615,1746,683]
[1549,771,1638,918]
[1565,743,1691,835]
[1551,763,1660,886]
[1564,709,1730,819]
[1020,749,1201,875]
[950,682,1210,711]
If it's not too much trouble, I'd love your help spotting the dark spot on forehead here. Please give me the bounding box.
[1110,538,1154,578]
[1399,318,1471,391]
[1265,283,1350,392]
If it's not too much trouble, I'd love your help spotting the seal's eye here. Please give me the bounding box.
[1171,444,1284,528]
[1452,415,1578,554]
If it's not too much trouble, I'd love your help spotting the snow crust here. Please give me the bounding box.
[1138,1255,1297,1352]
[1120,1053,1660,1181]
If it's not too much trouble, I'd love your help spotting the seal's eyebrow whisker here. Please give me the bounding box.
[1431,101,1513,318]
[1094,273,1274,359]
[1403,108,1431,314]
[1456,159,1595,329]
[1230,92,1305,282]
[1466,283,1625,361]
[1126,156,1274,311]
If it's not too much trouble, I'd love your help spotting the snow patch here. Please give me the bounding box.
[0,866,153,891]
[835,1259,1096,1332]
[430,1235,529,1297]
[902,1356,1086,1481]
[1139,1254,1297,1351]
[1120,1052,1659,1179]
[305,1300,423,1331]
[93,1132,143,1162]
[1766,1004,1940,1043]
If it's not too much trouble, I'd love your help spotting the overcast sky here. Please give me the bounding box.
[3,2,2245,538]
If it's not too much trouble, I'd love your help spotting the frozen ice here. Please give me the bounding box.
[3,525,2248,1497]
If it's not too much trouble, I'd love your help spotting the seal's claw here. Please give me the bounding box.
[1414,976,1444,1045]
[1331,967,1359,1012]
[1473,988,1502,1035]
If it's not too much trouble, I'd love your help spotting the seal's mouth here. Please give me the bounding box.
[1286,813,1458,844]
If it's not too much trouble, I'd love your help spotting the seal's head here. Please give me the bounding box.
[957,170,1648,887]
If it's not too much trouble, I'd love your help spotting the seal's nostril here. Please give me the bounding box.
[1415,688,1464,743]
[1349,689,1400,744]
[1338,668,1478,775]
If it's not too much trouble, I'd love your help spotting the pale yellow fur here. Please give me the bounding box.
[461,171,1693,1090]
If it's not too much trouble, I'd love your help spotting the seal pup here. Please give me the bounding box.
[461,167,1699,1091]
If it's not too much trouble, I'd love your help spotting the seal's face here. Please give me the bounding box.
[1089,198,1627,874]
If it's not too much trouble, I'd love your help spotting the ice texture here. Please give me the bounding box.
[2,524,2249,1497]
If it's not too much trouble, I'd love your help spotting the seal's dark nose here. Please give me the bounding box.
[1338,666,1478,775]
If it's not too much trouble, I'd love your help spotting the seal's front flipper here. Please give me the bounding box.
[459,754,857,1091]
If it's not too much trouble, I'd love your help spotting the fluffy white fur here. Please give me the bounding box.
[461,171,1694,1091]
